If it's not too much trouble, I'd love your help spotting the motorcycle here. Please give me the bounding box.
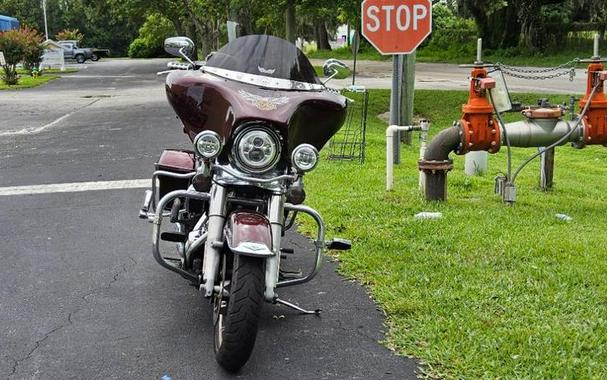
[139,34,352,371]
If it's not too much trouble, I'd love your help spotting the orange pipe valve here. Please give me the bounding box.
[578,63,607,147]
[457,68,501,154]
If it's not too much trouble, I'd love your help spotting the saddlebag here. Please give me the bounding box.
[155,149,195,199]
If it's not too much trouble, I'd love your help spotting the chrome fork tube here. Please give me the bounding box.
[265,194,285,301]
[202,184,227,297]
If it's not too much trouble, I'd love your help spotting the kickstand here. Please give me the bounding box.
[274,298,321,316]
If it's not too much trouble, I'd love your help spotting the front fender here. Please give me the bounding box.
[224,212,274,257]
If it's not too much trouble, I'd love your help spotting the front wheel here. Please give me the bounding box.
[214,254,265,372]
[75,54,85,64]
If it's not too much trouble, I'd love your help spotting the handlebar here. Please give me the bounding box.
[157,60,207,76]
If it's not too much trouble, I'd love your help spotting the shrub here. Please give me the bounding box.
[128,13,175,58]
[21,26,44,73]
[0,29,28,85]
[419,4,477,60]
[55,29,84,43]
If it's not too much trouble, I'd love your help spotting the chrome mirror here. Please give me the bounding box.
[164,37,196,61]
[322,59,348,85]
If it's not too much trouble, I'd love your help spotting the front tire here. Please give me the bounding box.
[214,254,265,372]
[75,54,85,64]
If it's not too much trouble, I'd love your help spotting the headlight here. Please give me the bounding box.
[232,128,281,173]
[291,144,319,172]
[194,131,223,159]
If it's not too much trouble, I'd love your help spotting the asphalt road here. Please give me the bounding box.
[0,60,418,379]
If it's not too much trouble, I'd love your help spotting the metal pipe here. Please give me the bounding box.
[202,184,227,297]
[503,119,582,147]
[152,190,210,283]
[422,126,461,161]
[418,126,460,201]
[418,121,429,191]
[594,33,600,59]
[277,203,325,288]
[150,170,196,212]
[214,165,296,184]
[476,38,483,63]
[390,56,402,165]
[510,81,600,183]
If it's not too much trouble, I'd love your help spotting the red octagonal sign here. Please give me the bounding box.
[362,0,432,55]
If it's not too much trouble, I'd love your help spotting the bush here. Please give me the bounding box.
[128,13,175,58]
[0,29,28,85]
[21,26,44,73]
[419,4,477,60]
[55,29,84,43]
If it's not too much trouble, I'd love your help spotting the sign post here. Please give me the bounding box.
[362,0,432,164]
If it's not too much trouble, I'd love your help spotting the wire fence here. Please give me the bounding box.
[326,88,369,164]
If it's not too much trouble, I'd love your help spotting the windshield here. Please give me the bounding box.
[205,35,322,90]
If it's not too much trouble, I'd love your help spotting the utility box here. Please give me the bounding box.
[40,39,65,72]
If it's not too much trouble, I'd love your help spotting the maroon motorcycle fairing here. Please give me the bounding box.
[224,212,274,257]
[165,70,348,154]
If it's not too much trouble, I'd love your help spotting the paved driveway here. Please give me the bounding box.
[0,59,418,379]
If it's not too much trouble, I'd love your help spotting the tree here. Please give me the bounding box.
[55,29,84,42]
[128,13,175,58]
[21,26,44,73]
[285,0,296,43]
[457,0,579,52]
[0,28,27,85]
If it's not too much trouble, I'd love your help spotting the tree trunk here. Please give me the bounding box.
[494,5,520,49]
[316,22,331,51]
[285,0,296,43]
[466,3,494,48]
[181,0,211,55]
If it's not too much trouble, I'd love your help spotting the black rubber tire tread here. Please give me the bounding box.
[215,254,264,372]
[75,54,85,64]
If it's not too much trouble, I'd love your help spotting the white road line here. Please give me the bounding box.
[0,179,150,197]
[61,75,136,79]
[0,99,101,137]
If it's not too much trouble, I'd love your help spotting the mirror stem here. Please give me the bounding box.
[179,47,196,67]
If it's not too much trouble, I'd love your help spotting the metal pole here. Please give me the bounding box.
[389,55,402,164]
[42,0,49,40]
[418,120,429,192]
[476,38,482,64]
[539,147,555,190]
[352,31,359,87]
[400,52,416,145]
[593,33,600,59]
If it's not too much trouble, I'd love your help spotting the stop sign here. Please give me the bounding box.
[361,0,432,55]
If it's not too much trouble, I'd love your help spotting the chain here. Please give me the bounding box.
[491,58,580,81]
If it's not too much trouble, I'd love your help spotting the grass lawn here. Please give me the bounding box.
[299,89,607,379]
[16,68,79,75]
[0,74,59,90]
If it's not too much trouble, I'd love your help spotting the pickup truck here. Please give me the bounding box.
[58,40,93,64]
[90,48,110,61]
